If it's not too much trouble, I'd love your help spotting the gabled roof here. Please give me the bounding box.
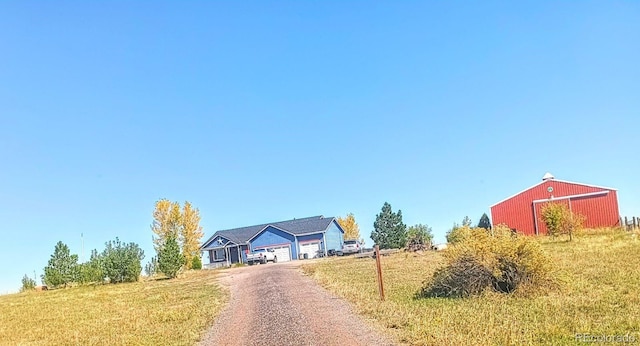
[201,215,337,249]
[490,178,618,208]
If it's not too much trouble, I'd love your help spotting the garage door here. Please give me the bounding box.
[265,245,291,262]
[300,242,320,259]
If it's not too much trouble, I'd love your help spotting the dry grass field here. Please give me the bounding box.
[302,228,640,345]
[0,270,227,346]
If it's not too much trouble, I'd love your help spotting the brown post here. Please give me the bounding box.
[374,245,385,301]
[625,217,629,231]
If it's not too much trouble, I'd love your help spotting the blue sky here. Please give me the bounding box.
[1,2,639,293]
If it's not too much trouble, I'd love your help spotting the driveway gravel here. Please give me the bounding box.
[199,261,396,346]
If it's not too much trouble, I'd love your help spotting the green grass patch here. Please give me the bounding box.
[0,270,228,345]
[303,230,640,345]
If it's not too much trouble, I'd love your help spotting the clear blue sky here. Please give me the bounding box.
[1,2,639,293]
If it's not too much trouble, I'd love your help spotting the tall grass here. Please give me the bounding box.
[303,229,640,345]
[0,270,227,345]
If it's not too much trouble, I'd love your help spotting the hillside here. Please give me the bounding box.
[0,270,227,345]
[303,229,640,345]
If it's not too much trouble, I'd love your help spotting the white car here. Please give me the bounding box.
[341,240,361,255]
[246,248,277,265]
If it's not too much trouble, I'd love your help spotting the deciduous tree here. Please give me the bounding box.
[151,199,204,270]
[541,203,585,241]
[337,213,361,241]
[181,202,204,269]
[371,202,407,249]
[406,224,434,251]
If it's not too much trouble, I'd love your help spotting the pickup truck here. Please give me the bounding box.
[246,248,277,265]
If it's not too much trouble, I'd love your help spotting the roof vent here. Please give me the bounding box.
[542,172,555,181]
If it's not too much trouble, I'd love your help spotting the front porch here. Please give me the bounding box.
[202,243,247,269]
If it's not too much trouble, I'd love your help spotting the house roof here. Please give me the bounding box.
[201,215,337,249]
[490,178,618,208]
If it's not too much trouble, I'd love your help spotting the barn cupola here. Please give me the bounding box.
[542,172,555,181]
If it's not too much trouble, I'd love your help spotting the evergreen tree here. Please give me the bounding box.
[20,274,36,292]
[101,238,145,284]
[79,249,104,284]
[477,213,492,230]
[43,241,79,288]
[158,235,184,278]
[371,202,407,249]
[144,256,159,277]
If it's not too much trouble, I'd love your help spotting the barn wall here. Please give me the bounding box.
[491,180,620,235]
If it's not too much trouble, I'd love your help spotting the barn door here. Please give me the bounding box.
[533,199,571,235]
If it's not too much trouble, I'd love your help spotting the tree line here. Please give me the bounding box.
[21,199,205,292]
[339,203,495,251]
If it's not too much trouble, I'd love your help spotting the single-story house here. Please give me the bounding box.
[200,215,345,268]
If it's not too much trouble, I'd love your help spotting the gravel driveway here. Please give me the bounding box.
[199,261,396,346]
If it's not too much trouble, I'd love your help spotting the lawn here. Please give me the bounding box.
[0,270,227,346]
[302,229,640,345]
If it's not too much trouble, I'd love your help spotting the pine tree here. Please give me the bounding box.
[158,235,184,279]
[477,213,492,230]
[101,238,145,284]
[371,202,407,249]
[43,241,79,288]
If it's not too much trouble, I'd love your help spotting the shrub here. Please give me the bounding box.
[102,238,145,284]
[446,225,473,245]
[191,255,202,270]
[540,202,585,241]
[20,274,36,292]
[405,224,434,251]
[418,225,553,298]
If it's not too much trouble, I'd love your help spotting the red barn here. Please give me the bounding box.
[490,173,620,235]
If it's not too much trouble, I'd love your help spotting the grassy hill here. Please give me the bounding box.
[302,228,640,345]
[0,270,227,345]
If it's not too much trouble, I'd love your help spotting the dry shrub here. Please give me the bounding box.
[417,225,554,298]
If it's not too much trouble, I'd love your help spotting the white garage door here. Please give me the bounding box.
[300,242,320,259]
[265,245,291,262]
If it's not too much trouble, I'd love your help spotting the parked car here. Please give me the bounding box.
[341,239,361,255]
[246,248,277,265]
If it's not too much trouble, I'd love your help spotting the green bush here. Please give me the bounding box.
[540,202,585,241]
[102,238,145,284]
[445,225,473,245]
[405,224,434,251]
[20,275,36,292]
[418,225,553,298]
[191,255,202,270]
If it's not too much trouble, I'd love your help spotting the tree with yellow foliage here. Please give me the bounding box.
[151,199,204,271]
[337,213,361,241]
[181,202,204,269]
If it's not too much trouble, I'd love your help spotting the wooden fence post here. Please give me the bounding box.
[374,245,385,301]
[625,217,629,231]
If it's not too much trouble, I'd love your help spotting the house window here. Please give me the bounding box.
[214,249,225,261]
